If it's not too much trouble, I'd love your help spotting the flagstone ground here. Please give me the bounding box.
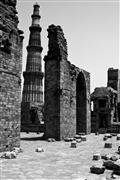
[0,133,120,180]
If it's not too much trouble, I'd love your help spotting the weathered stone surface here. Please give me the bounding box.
[0,1,23,152]
[44,25,91,140]
[21,4,44,133]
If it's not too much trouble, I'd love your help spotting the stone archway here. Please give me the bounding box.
[76,72,87,134]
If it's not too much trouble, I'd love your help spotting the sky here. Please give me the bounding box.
[17,0,119,93]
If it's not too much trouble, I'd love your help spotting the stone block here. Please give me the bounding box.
[71,141,77,148]
[81,136,87,141]
[104,142,112,148]
[103,160,114,170]
[95,132,99,135]
[74,134,81,139]
[76,139,82,143]
[1,151,17,159]
[103,136,108,141]
[47,138,56,142]
[12,147,23,154]
[101,153,112,160]
[90,165,105,174]
[64,138,74,142]
[116,134,120,140]
[113,159,120,175]
[93,153,101,160]
[105,134,112,138]
[111,133,117,136]
[35,148,44,152]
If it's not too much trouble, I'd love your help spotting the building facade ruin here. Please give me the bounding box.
[0,0,23,152]
[91,87,118,133]
[44,25,91,140]
[91,68,120,133]
[21,4,44,133]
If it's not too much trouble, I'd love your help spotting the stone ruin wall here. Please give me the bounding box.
[0,0,23,152]
[44,25,91,140]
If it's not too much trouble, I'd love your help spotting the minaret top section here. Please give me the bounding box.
[31,3,41,26]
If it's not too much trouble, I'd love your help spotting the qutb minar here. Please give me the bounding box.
[21,4,44,132]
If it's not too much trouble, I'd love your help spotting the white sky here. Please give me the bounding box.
[17,0,119,93]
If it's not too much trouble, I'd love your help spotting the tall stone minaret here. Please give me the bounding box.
[21,3,44,132]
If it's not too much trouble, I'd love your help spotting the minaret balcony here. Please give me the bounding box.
[27,45,43,52]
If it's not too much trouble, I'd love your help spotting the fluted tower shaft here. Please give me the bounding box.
[21,4,44,132]
[22,4,43,103]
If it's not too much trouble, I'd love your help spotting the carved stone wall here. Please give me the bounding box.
[0,1,23,152]
[44,25,91,140]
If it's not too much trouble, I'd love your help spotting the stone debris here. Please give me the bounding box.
[111,133,117,136]
[47,138,56,142]
[101,153,113,160]
[103,136,108,141]
[64,138,74,142]
[35,148,44,152]
[81,136,87,141]
[71,141,77,148]
[101,153,119,161]
[95,132,99,135]
[104,142,112,148]
[1,151,17,159]
[76,139,82,143]
[12,147,23,154]
[118,146,120,154]
[104,134,112,138]
[74,134,81,139]
[113,159,120,175]
[103,160,115,170]
[93,153,101,160]
[90,165,105,174]
[78,133,86,136]
[111,155,119,161]
[117,134,120,141]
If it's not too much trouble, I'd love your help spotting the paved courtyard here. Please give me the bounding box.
[0,133,120,180]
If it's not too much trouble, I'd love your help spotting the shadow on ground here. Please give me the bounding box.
[20,133,45,141]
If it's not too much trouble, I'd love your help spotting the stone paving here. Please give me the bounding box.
[0,133,120,180]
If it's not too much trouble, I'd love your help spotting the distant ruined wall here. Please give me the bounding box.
[0,0,23,151]
[107,68,120,103]
[44,25,91,140]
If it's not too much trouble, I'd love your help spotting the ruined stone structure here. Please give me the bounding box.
[21,4,44,133]
[108,68,120,123]
[91,67,120,133]
[44,25,91,140]
[91,87,117,133]
[107,68,120,103]
[0,0,23,151]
